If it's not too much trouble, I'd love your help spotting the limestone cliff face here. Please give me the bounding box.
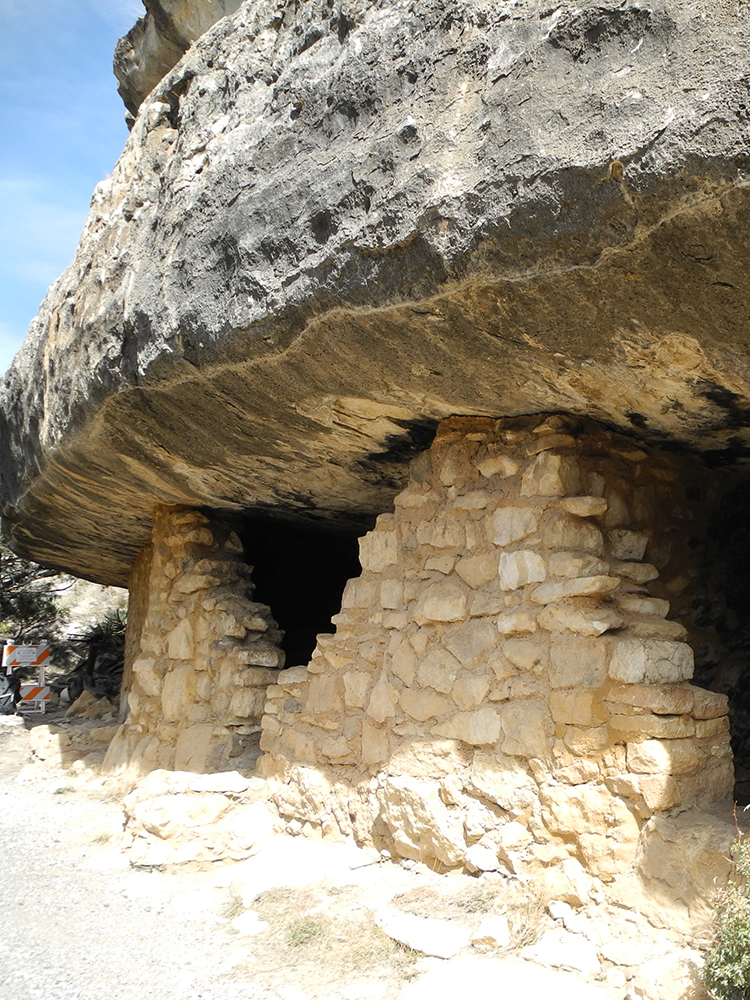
[114,0,244,119]
[3,0,750,582]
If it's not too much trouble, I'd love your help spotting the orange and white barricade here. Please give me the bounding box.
[18,684,51,713]
[2,644,51,714]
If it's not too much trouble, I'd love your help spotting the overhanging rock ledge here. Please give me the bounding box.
[3,0,750,585]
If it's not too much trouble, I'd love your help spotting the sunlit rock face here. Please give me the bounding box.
[114,0,244,120]
[4,0,750,584]
[257,416,734,881]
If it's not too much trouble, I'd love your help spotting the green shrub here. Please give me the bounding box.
[704,818,750,1000]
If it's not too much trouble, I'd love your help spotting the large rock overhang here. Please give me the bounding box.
[3,0,750,585]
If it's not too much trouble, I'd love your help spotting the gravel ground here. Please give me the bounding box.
[0,721,265,1000]
[0,719,619,1000]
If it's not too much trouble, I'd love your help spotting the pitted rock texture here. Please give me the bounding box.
[4,0,750,583]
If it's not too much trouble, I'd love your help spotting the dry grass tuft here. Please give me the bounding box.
[220,888,245,921]
[391,875,549,954]
[505,891,549,951]
[392,880,503,921]
[285,915,330,948]
[223,884,418,995]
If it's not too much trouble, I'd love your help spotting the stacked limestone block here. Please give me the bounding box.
[258,415,732,880]
[104,506,285,777]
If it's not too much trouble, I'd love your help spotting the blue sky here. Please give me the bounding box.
[0,0,143,375]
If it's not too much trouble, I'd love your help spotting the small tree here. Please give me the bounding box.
[704,815,750,999]
[0,542,73,665]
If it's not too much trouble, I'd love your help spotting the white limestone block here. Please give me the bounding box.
[477,455,520,479]
[549,636,609,687]
[548,551,608,578]
[366,672,399,723]
[465,752,538,814]
[433,706,503,745]
[530,575,620,604]
[417,647,461,693]
[412,580,468,624]
[400,688,451,722]
[452,671,491,711]
[617,595,670,617]
[455,552,498,589]
[166,618,195,660]
[626,738,705,775]
[465,844,502,874]
[521,452,577,497]
[380,579,404,609]
[538,604,623,636]
[541,511,604,553]
[343,670,371,709]
[496,610,537,635]
[358,529,398,572]
[497,701,549,757]
[555,495,608,517]
[491,506,540,546]
[609,638,694,684]
[444,619,498,664]
[162,664,198,721]
[529,928,601,978]
[498,550,547,590]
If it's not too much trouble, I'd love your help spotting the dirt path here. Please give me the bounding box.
[0,720,621,1000]
[0,720,435,1000]
[0,721,264,1000]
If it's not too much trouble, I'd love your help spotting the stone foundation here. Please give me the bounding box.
[258,415,733,882]
[104,506,285,777]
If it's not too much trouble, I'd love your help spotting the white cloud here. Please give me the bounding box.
[86,0,145,32]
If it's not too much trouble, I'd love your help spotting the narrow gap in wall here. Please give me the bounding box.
[234,515,365,669]
[693,478,750,804]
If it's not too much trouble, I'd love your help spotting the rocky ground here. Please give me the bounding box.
[0,717,706,1000]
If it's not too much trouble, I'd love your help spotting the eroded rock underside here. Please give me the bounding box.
[4,0,750,584]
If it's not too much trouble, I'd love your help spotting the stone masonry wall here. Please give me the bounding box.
[104,506,285,778]
[257,415,732,884]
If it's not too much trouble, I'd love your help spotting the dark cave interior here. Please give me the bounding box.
[235,515,365,670]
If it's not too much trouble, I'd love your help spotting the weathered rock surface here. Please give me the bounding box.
[114,0,244,119]
[4,0,750,582]
[258,417,734,884]
[102,506,283,780]
[122,767,279,865]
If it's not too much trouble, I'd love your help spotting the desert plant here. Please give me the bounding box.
[61,608,127,701]
[704,814,750,1000]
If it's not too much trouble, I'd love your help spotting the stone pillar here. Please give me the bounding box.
[103,506,285,778]
[258,415,732,881]
[119,541,154,722]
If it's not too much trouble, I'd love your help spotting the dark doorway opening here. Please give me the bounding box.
[234,516,364,669]
[695,479,750,803]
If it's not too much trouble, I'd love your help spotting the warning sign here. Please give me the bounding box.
[2,644,50,670]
